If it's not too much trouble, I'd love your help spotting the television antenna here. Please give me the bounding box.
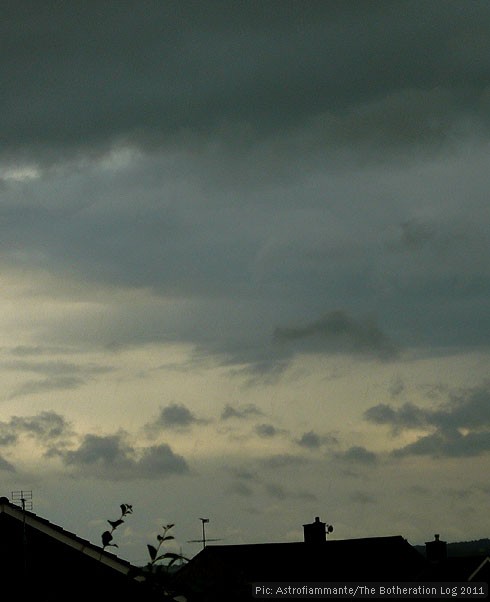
[187,517,223,550]
[11,490,33,511]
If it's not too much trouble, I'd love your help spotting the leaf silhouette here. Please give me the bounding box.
[108,519,124,529]
[102,530,113,547]
[147,544,157,561]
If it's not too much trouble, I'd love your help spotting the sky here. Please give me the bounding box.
[1,0,490,565]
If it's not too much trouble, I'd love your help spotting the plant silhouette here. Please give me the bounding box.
[100,503,188,600]
[147,523,179,566]
[101,503,133,550]
[138,523,189,598]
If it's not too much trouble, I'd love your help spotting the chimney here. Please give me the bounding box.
[303,516,326,544]
[425,534,447,563]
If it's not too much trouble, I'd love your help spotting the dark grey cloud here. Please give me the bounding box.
[3,1,490,163]
[333,446,377,465]
[0,455,16,473]
[365,384,490,458]
[221,404,263,421]
[61,432,189,480]
[4,161,488,370]
[3,359,114,400]
[255,423,280,438]
[147,403,203,431]
[366,385,490,432]
[274,310,398,360]
[7,376,87,400]
[0,1,489,377]
[393,429,490,459]
[136,443,190,477]
[364,402,427,432]
[296,430,338,449]
[297,431,322,449]
[0,411,73,447]
[0,430,17,447]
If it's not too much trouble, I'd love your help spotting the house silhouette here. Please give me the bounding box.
[2,499,487,602]
[418,534,490,584]
[171,519,490,601]
[0,496,168,600]
[172,517,428,601]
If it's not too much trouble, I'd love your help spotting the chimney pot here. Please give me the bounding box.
[303,516,326,544]
[425,533,447,563]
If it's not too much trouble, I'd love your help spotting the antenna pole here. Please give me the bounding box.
[22,495,26,578]
[11,490,33,580]
[199,518,209,550]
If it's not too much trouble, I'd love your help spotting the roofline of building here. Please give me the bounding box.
[468,556,490,582]
[0,496,135,575]
[199,534,409,548]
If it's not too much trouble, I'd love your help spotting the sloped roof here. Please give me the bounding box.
[418,554,490,582]
[0,495,134,575]
[469,556,490,582]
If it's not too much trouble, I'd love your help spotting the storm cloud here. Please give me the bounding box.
[0,1,489,374]
[3,1,490,162]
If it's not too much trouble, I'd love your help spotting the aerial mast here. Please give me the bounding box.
[187,517,222,550]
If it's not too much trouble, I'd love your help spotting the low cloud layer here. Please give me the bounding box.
[365,384,490,458]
